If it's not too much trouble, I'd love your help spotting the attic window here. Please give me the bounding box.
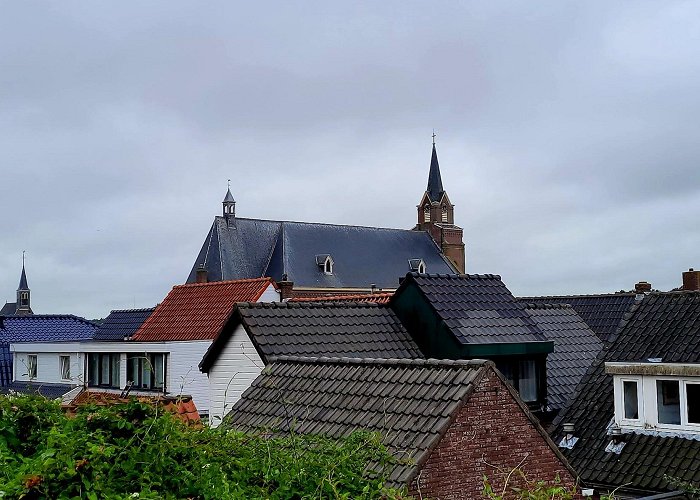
[315,254,334,275]
[441,206,449,222]
[423,205,430,222]
[408,259,426,274]
[608,362,700,435]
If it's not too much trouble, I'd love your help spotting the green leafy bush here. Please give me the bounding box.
[0,394,405,499]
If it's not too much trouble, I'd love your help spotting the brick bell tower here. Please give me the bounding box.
[414,136,465,273]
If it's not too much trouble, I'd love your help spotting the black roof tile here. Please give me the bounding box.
[553,292,700,495]
[93,307,155,341]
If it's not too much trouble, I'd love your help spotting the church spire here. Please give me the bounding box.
[16,252,31,315]
[222,180,236,219]
[427,142,444,203]
[18,255,28,291]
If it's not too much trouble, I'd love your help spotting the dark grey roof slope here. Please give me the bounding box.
[519,293,639,343]
[0,315,96,343]
[188,218,457,289]
[0,302,16,315]
[225,357,492,488]
[426,143,444,202]
[554,292,700,495]
[93,307,155,341]
[525,304,603,410]
[0,381,74,399]
[403,273,547,344]
[200,302,422,372]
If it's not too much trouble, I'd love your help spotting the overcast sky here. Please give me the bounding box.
[1,1,699,319]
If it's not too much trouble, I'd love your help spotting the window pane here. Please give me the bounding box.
[518,360,538,402]
[496,362,513,384]
[111,355,120,388]
[27,355,37,379]
[657,380,681,425]
[141,358,152,389]
[127,355,139,385]
[153,354,164,390]
[88,353,99,385]
[60,356,70,380]
[687,383,700,424]
[100,354,110,384]
[623,381,639,419]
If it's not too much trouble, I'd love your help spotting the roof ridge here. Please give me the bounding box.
[518,292,638,300]
[173,277,273,289]
[524,303,575,310]
[238,301,382,309]
[216,216,445,234]
[266,356,492,368]
[410,272,502,280]
[108,307,156,313]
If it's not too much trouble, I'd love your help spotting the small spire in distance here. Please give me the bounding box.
[18,251,28,290]
[427,135,444,202]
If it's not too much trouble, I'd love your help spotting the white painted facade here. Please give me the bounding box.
[207,323,264,426]
[13,350,84,386]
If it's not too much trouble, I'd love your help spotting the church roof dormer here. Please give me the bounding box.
[427,143,444,203]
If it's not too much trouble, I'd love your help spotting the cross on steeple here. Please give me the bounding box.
[432,129,436,145]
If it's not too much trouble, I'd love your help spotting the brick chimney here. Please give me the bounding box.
[195,264,208,284]
[634,281,652,293]
[278,275,294,300]
[682,268,700,291]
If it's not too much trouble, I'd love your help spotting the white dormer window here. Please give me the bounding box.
[408,259,426,273]
[315,254,334,275]
[442,206,449,222]
[424,205,431,222]
[608,362,700,435]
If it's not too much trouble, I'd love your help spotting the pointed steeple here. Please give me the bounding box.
[15,254,31,315]
[223,188,235,204]
[427,143,444,202]
[18,263,28,290]
[222,181,236,219]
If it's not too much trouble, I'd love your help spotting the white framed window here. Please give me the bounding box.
[27,354,37,379]
[685,381,700,426]
[613,376,644,427]
[59,355,71,381]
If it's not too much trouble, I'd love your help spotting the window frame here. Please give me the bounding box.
[87,353,121,388]
[59,355,71,381]
[126,353,167,392]
[614,376,644,427]
[26,354,38,379]
[684,380,700,429]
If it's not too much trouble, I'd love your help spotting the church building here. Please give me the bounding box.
[188,142,465,298]
[1,261,33,316]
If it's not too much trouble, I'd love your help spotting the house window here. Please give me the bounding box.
[657,380,681,425]
[59,355,71,381]
[88,353,120,388]
[27,354,37,379]
[127,353,167,391]
[424,205,431,222]
[623,380,640,419]
[441,206,449,222]
[497,358,543,404]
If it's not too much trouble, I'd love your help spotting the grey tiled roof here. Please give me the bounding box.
[553,292,700,495]
[519,293,639,343]
[1,381,75,399]
[525,304,603,410]
[188,217,457,289]
[225,357,492,488]
[200,302,422,372]
[0,302,16,315]
[93,307,155,341]
[401,273,547,344]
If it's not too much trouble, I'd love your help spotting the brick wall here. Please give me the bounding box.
[409,370,578,499]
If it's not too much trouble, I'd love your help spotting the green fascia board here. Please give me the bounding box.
[458,341,554,357]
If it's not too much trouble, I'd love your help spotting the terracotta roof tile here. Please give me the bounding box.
[132,278,275,342]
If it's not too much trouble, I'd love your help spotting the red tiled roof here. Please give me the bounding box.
[132,278,275,342]
[289,292,394,305]
[64,390,201,424]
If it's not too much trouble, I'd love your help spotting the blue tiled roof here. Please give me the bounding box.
[0,315,97,343]
[0,344,12,387]
[0,381,74,399]
[93,308,155,341]
[188,217,457,289]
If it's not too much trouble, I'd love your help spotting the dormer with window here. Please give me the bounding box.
[315,254,334,275]
[607,362,700,435]
[408,259,426,274]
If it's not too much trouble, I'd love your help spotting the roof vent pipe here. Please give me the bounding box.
[196,264,208,284]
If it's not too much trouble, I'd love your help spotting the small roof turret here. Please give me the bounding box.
[223,188,235,204]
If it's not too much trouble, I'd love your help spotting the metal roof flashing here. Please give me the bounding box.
[605,362,700,377]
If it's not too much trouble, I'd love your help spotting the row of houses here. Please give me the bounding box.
[2,143,700,498]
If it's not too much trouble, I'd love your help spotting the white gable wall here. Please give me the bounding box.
[207,324,264,427]
[13,350,84,386]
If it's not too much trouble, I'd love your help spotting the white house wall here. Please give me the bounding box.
[13,351,84,385]
[207,324,264,427]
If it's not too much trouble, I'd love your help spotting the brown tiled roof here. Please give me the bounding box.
[132,278,275,342]
[65,390,201,424]
[226,357,491,488]
[289,292,394,304]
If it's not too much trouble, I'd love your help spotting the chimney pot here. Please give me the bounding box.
[278,279,294,300]
[634,281,652,293]
[196,265,208,284]
[682,268,700,291]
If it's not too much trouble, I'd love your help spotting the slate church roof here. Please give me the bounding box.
[93,307,155,341]
[553,291,700,495]
[519,293,639,343]
[188,218,457,289]
[200,302,422,372]
[524,303,603,411]
[225,357,500,488]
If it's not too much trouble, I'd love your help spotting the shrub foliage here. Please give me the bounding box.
[0,394,404,499]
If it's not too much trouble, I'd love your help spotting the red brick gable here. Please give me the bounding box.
[132,278,275,342]
[410,370,579,499]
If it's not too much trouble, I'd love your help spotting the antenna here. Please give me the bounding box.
[22,250,26,267]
